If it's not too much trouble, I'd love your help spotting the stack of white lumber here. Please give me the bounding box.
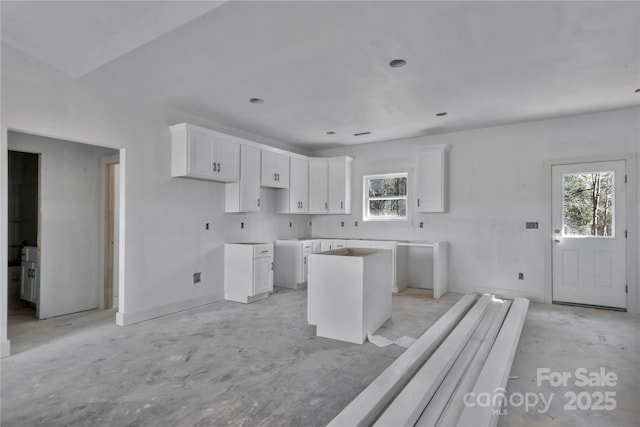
[328,293,529,427]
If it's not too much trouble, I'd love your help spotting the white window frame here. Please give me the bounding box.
[362,172,409,222]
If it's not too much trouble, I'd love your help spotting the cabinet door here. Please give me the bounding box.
[239,145,260,211]
[302,249,311,284]
[261,150,289,188]
[253,257,274,295]
[187,129,214,178]
[320,240,332,252]
[417,147,447,213]
[289,157,309,213]
[309,159,329,213]
[213,138,240,182]
[276,154,290,188]
[328,157,351,214]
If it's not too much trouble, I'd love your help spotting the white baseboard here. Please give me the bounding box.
[115,291,224,326]
[1,339,10,358]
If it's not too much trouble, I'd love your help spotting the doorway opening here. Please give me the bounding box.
[5,131,121,355]
[7,150,40,321]
[102,159,120,310]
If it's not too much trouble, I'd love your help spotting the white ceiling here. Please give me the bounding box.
[1,1,639,149]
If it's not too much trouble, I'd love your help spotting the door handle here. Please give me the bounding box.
[304,256,307,264]
[553,229,562,243]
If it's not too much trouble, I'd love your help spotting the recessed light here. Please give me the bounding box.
[389,59,406,68]
[436,112,448,117]
[635,89,640,93]
[326,131,336,135]
[249,98,264,104]
[353,131,371,136]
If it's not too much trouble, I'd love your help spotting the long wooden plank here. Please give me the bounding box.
[373,294,493,427]
[456,297,529,427]
[435,299,511,427]
[415,300,509,426]
[327,293,478,427]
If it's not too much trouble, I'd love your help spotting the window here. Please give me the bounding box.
[562,171,615,237]
[363,173,408,221]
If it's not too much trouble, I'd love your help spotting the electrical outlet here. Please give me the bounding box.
[354,221,358,227]
[309,221,312,227]
[419,222,424,229]
[518,272,524,280]
[193,272,201,284]
[241,222,244,229]
[289,221,292,227]
[341,221,345,227]
[526,222,539,229]
[205,223,210,230]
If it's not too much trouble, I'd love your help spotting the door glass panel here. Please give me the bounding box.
[562,171,614,237]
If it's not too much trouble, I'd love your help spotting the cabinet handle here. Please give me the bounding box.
[257,198,261,207]
[325,202,328,209]
[418,198,420,207]
[270,262,274,270]
[218,163,221,173]
[274,172,277,181]
[277,173,280,181]
[341,201,343,209]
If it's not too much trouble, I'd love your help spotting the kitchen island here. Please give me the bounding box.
[307,248,393,344]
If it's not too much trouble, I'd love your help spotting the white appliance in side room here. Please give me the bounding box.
[20,246,38,303]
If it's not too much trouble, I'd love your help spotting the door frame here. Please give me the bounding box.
[544,153,637,313]
[99,155,120,310]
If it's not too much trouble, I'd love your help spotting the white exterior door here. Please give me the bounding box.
[552,160,626,309]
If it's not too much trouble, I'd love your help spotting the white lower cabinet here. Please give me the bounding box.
[274,239,318,288]
[320,239,347,252]
[224,243,273,303]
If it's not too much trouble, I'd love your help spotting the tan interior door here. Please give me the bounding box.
[104,163,115,310]
[552,160,626,309]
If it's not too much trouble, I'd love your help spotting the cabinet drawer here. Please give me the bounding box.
[254,244,273,258]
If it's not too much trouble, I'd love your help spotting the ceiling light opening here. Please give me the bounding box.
[249,98,264,104]
[353,131,371,136]
[436,112,448,117]
[635,89,640,93]
[389,59,406,68]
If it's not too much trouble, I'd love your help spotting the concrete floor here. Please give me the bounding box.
[1,288,638,426]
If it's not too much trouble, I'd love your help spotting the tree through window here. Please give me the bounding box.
[562,171,614,237]
[363,173,408,221]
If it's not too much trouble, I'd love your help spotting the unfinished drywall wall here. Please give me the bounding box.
[0,41,312,354]
[8,132,118,318]
[311,107,640,308]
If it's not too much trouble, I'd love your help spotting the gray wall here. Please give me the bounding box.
[311,107,639,304]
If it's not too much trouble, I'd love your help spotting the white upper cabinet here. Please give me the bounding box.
[417,145,448,213]
[171,123,240,182]
[225,145,261,213]
[328,156,352,214]
[261,150,290,188]
[309,158,329,214]
[277,157,309,214]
